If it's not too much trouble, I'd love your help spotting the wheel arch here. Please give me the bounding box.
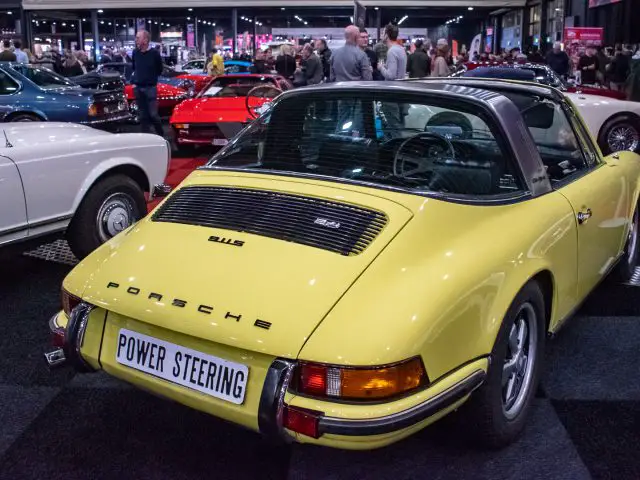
[71,160,151,213]
[598,111,640,151]
[4,110,48,122]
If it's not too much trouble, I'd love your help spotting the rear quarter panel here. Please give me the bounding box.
[566,93,640,141]
[299,192,579,381]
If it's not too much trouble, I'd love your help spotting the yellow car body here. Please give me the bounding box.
[48,80,640,450]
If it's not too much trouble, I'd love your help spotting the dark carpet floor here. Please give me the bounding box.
[1,248,639,479]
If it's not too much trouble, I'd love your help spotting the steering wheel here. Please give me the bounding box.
[392,132,456,179]
[245,84,282,119]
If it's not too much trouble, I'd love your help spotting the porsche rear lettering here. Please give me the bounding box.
[106,281,271,330]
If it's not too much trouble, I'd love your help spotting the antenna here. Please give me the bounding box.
[3,130,12,148]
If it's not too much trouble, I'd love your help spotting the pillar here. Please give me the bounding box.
[91,10,100,62]
[539,0,548,52]
[252,16,257,55]
[77,19,83,51]
[375,8,381,42]
[231,8,238,54]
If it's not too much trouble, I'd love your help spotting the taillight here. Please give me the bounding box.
[295,357,427,401]
[61,288,81,317]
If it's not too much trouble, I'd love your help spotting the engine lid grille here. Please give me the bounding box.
[151,186,388,256]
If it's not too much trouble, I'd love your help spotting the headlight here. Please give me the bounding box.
[61,288,81,317]
[293,357,428,401]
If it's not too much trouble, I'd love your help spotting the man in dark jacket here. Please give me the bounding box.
[314,39,332,82]
[132,30,164,137]
[608,45,631,91]
[407,39,431,78]
[300,43,323,85]
[546,41,570,78]
[0,40,16,62]
[359,27,382,80]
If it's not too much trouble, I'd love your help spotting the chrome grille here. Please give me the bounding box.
[152,186,388,256]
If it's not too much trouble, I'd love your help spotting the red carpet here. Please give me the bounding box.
[147,156,208,211]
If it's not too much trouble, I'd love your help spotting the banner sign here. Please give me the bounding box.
[563,27,604,45]
[354,1,366,28]
[589,0,622,7]
[187,24,194,48]
[136,18,146,32]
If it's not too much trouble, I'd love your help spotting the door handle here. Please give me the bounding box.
[577,208,592,224]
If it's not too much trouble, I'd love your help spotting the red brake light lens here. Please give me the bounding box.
[61,288,81,317]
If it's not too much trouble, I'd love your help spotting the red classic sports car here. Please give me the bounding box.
[460,62,627,100]
[170,74,291,147]
[125,83,190,119]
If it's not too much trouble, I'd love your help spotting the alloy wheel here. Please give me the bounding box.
[502,302,538,420]
[96,193,138,242]
[608,124,640,153]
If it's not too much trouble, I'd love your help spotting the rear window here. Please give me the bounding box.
[12,65,75,89]
[208,91,526,197]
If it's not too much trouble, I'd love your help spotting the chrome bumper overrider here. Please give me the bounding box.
[44,303,95,372]
[152,183,172,198]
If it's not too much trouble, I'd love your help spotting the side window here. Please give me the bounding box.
[0,71,19,95]
[522,100,589,184]
[565,104,600,166]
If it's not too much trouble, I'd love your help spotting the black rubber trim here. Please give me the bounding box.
[63,303,96,373]
[258,358,295,440]
[317,370,486,436]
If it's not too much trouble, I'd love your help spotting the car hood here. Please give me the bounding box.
[170,97,256,123]
[3,122,111,147]
[66,170,415,359]
[124,83,186,100]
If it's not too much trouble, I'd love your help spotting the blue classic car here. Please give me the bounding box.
[0,63,130,126]
[96,62,195,94]
[224,60,253,74]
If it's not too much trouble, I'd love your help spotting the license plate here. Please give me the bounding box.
[212,138,229,146]
[115,328,249,405]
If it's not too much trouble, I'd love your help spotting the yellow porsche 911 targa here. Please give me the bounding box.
[47,79,640,450]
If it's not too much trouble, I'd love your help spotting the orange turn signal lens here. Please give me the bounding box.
[173,123,189,129]
[87,103,98,116]
[296,357,427,401]
[61,288,81,317]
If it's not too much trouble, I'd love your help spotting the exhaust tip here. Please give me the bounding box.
[44,348,67,369]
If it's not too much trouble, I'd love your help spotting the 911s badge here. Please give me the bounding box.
[314,218,341,229]
[208,235,244,247]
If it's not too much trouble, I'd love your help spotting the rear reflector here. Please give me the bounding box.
[283,405,322,439]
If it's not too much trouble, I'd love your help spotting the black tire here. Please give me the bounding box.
[66,174,146,260]
[458,281,546,449]
[9,113,42,122]
[598,115,640,155]
[612,205,640,283]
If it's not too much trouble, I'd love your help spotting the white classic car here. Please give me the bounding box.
[566,92,640,155]
[1,123,170,259]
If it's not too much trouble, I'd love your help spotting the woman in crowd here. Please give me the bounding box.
[61,49,85,77]
[276,44,297,80]
[432,44,450,77]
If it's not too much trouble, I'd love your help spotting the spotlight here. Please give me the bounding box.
[98,9,103,13]
[468,6,474,10]
[188,8,193,11]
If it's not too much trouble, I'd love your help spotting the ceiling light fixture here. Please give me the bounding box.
[98,9,103,13]
[398,15,408,25]
[188,8,193,11]
[468,6,474,10]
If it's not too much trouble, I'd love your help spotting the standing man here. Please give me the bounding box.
[314,39,332,82]
[358,27,381,80]
[13,41,28,63]
[329,25,372,82]
[207,48,224,76]
[377,23,407,81]
[0,40,17,62]
[132,30,164,137]
[546,41,570,78]
[407,39,430,78]
[578,46,599,85]
[299,43,323,85]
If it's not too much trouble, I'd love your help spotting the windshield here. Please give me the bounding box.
[12,65,76,89]
[202,77,275,97]
[207,91,526,198]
